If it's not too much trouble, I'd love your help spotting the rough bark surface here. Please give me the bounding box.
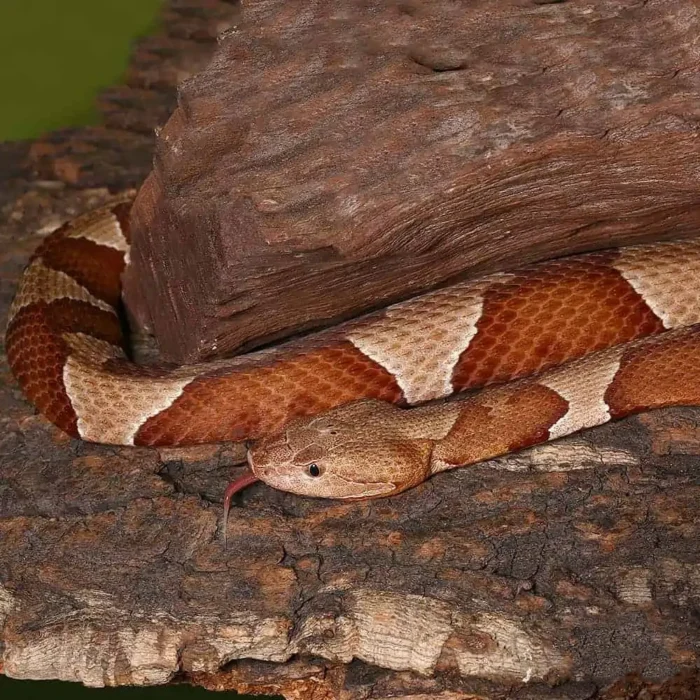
[1,2,700,700]
[124,0,700,363]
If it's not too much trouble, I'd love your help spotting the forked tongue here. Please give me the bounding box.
[222,471,259,546]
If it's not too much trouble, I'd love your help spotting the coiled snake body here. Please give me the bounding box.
[7,196,700,503]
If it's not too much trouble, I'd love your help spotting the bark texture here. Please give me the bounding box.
[1,2,700,699]
[124,0,700,362]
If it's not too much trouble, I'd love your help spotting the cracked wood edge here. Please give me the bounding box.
[2,587,567,686]
[480,438,638,472]
[291,588,569,683]
[5,560,700,688]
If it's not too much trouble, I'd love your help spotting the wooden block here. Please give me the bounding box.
[122,0,700,362]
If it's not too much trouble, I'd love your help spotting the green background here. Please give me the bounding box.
[0,0,162,140]
[0,1,275,698]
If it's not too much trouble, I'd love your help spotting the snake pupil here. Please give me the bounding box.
[308,463,320,477]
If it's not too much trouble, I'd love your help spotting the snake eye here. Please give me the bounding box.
[308,463,321,477]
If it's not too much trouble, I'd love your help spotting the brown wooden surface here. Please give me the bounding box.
[1,2,700,699]
[124,0,700,363]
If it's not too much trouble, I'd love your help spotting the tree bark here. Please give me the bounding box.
[1,2,700,699]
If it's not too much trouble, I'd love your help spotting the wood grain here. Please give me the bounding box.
[124,0,700,362]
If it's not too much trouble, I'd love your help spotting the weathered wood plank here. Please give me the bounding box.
[124,0,700,362]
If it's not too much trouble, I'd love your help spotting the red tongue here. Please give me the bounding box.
[222,472,259,546]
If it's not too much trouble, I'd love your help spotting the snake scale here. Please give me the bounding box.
[7,195,700,509]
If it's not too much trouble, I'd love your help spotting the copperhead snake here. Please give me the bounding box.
[7,195,700,523]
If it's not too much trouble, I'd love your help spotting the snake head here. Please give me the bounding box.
[247,400,434,500]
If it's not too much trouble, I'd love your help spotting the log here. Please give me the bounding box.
[124,0,700,362]
[2,400,700,698]
[2,2,700,699]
